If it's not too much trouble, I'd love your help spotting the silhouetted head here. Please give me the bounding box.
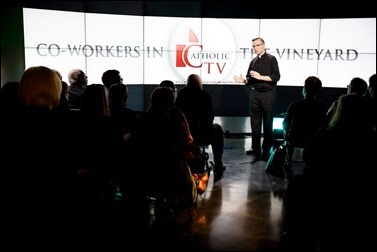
[151,87,175,112]
[80,84,109,118]
[68,69,87,86]
[159,79,177,100]
[60,81,69,102]
[0,81,20,112]
[159,80,175,91]
[187,74,202,89]
[108,83,128,105]
[303,76,322,98]
[102,69,123,89]
[330,93,368,130]
[20,66,62,110]
[368,74,376,98]
[1,81,20,102]
[347,77,368,96]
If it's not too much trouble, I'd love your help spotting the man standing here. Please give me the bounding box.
[234,37,280,161]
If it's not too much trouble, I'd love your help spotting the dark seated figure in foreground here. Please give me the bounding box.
[125,87,197,215]
[283,93,376,251]
[175,74,226,178]
[282,76,326,175]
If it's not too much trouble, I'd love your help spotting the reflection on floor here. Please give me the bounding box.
[141,136,305,251]
[214,116,285,134]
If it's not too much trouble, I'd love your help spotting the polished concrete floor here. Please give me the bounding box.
[140,135,306,251]
[71,117,304,250]
[177,137,286,251]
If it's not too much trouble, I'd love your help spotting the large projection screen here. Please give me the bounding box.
[23,8,376,87]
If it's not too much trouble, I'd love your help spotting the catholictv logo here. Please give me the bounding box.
[171,19,237,83]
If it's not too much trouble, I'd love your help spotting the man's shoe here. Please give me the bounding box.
[246,149,254,155]
[246,149,261,156]
[214,173,223,182]
[214,163,226,172]
[251,156,262,164]
[214,164,226,178]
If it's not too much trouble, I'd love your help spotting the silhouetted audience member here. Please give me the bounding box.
[364,73,376,132]
[125,87,195,221]
[52,69,71,113]
[102,69,123,103]
[77,84,125,203]
[158,80,208,192]
[67,69,88,110]
[284,93,376,251]
[129,87,185,185]
[323,77,367,129]
[158,80,193,153]
[2,66,79,243]
[0,81,20,119]
[55,80,72,112]
[108,83,139,139]
[282,76,326,176]
[58,83,126,242]
[175,74,226,178]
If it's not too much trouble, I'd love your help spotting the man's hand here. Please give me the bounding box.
[250,70,261,80]
[233,74,245,83]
